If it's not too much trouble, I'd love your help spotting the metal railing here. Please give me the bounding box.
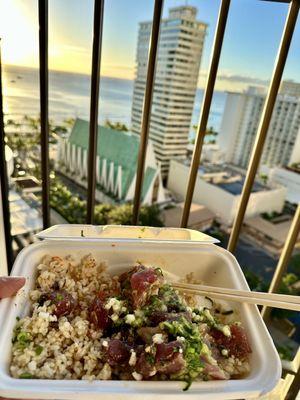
[0,0,299,394]
[38,0,50,229]
[0,39,13,268]
[180,0,231,228]
[86,0,104,224]
[132,0,163,224]
[227,0,299,253]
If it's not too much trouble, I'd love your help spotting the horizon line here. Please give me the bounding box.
[4,63,281,92]
[3,62,134,82]
[4,62,219,89]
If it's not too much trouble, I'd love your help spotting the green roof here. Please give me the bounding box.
[68,118,156,201]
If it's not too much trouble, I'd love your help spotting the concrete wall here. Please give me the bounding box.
[5,146,14,178]
[218,93,245,163]
[167,160,188,201]
[242,186,286,217]
[167,160,236,225]
[168,160,286,226]
[290,126,300,165]
[269,167,300,204]
[201,145,225,164]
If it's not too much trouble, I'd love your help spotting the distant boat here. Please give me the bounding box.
[10,80,16,83]
[17,76,22,79]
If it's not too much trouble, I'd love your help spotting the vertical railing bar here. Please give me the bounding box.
[132,0,164,225]
[227,0,299,253]
[180,0,231,228]
[86,0,105,224]
[0,40,14,272]
[38,0,50,229]
[261,203,300,320]
[287,367,300,400]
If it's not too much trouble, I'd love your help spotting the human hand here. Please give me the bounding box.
[0,277,26,400]
[0,277,26,299]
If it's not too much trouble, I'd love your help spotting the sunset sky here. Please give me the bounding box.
[0,0,300,91]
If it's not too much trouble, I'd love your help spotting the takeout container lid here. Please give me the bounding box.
[0,225,281,399]
[36,224,220,244]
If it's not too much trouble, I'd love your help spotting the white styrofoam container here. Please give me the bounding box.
[0,227,281,399]
[35,224,220,244]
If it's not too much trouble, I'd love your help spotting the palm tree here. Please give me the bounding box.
[191,125,218,144]
[104,119,129,132]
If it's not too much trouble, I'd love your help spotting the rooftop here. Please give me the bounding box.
[14,176,41,193]
[162,202,215,229]
[244,216,300,246]
[9,191,42,236]
[169,6,197,20]
[198,163,270,195]
[176,159,271,196]
[68,118,156,201]
[217,178,269,196]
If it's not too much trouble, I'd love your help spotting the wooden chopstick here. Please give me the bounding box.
[172,282,300,312]
[173,282,300,304]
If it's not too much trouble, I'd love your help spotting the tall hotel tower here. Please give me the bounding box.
[131,6,207,181]
[218,86,300,169]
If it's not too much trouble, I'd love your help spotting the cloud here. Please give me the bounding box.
[198,69,269,92]
[217,73,268,86]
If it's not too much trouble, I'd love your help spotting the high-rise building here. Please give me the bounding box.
[131,6,207,180]
[218,85,300,169]
[279,80,300,98]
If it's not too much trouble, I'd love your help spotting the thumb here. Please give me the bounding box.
[0,277,26,299]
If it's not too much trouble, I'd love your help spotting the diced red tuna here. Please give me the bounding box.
[89,296,110,330]
[155,341,183,362]
[155,341,185,375]
[157,352,185,375]
[41,290,76,318]
[210,325,252,359]
[130,266,161,308]
[137,326,162,343]
[135,352,156,378]
[107,339,130,366]
[149,311,192,325]
[202,359,230,380]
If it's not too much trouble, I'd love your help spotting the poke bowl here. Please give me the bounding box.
[0,225,281,399]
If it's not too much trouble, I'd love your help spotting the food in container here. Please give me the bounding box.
[0,225,281,399]
[10,258,251,389]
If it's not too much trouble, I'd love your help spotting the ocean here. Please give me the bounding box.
[2,65,226,137]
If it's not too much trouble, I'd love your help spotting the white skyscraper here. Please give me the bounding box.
[218,86,300,169]
[279,80,300,98]
[131,6,207,180]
